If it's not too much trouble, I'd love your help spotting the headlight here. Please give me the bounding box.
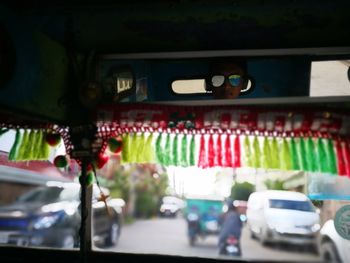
[311,223,320,232]
[33,212,62,229]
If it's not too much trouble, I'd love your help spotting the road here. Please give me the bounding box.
[100,216,322,262]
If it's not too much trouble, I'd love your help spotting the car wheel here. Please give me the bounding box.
[250,229,257,240]
[320,241,341,263]
[259,228,268,246]
[189,236,196,246]
[61,234,76,249]
[105,222,120,247]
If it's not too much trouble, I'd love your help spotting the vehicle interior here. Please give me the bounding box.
[1,0,350,262]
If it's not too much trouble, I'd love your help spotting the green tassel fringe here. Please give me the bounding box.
[252,136,261,168]
[41,131,51,160]
[189,135,195,166]
[298,137,308,171]
[317,138,327,173]
[270,137,280,169]
[280,138,291,171]
[155,133,164,164]
[35,130,45,160]
[17,130,29,161]
[143,133,154,163]
[172,134,179,166]
[9,130,21,161]
[137,133,145,163]
[130,133,139,163]
[306,137,317,172]
[23,130,35,160]
[262,137,271,169]
[290,137,300,170]
[121,133,130,164]
[180,135,188,167]
[163,133,171,166]
[243,136,252,167]
[326,139,337,175]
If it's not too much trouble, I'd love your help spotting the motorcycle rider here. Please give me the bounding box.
[186,204,201,245]
[218,198,243,256]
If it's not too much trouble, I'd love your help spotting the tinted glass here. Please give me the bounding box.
[17,187,63,203]
[269,199,315,212]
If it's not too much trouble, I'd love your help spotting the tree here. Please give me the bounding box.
[109,168,130,203]
[230,181,255,201]
[134,167,169,218]
[264,179,286,190]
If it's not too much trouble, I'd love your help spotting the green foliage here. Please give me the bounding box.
[124,215,135,225]
[110,164,169,219]
[153,173,169,198]
[230,181,255,201]
[109,170,130,203]
[134,169,169,218]
[264,179,286,190]
[135,191,157,218]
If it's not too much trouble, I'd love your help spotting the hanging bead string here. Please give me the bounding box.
[0,122,54,130]
[53,125,72,156]
[95,123,348,141]
[94,104,349,136]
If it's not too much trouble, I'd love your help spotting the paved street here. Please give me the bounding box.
[98,216,321,262]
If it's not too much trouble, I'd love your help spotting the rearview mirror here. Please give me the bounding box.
[171,78,254,95]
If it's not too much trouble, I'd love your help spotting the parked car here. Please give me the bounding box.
[246,190,320,248]
[159,196,185,217]
[318,219,350,263]
[0,181,123,249]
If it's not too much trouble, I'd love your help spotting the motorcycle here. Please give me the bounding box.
[185,197,223,246]
[219,235,241,257]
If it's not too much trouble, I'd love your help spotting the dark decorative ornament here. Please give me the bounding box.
[107,137,123,153]
[45,133,61,146]
[54,155,68,168]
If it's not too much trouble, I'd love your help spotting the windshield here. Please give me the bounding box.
[269,199,315,212]
[0,60,350,262]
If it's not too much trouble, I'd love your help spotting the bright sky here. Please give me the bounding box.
[166,166,234,198]
[166,164,301,198]
[0,129,16,152]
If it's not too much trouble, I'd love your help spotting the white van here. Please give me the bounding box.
[246,190,320,247]
[318,219,350,263]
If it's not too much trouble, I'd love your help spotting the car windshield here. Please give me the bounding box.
[16,186,79,203]
[269,199,315,212]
